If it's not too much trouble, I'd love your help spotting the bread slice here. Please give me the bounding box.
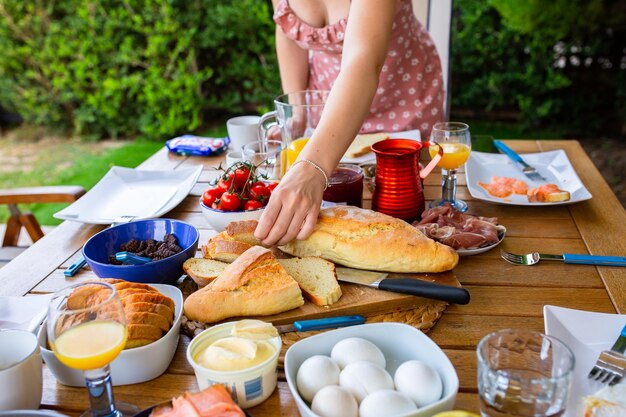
[344,133,389,159]
[225,220,262,246]
[202,231,251,263]
[183,257,229,287]
[280,206,459,273]
[278,257,342,306]
[184,246,304,323]
[124,301,174,324]
[126,323,164,349]
[125,311,171,332]
[527,184,571,203]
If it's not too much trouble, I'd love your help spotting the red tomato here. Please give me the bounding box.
[233,167,251,189]
[211,201,221,210]
[266,182,279,192]
[202,187,222,207]
[220,192,241,211]
[244,200,264,211]
[250,183,271,202]
[217,173,235,192]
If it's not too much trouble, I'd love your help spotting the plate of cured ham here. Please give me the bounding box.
[414,204,506,256]
[465,150,592,205]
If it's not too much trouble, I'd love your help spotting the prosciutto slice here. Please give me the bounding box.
[414,204,501,250]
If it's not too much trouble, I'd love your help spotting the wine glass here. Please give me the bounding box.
[429,122,472,212]
[47,282,138,417]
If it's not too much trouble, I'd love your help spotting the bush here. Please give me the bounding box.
[0,0,280,139]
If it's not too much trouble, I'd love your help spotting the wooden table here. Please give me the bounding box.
[1,140,625,416]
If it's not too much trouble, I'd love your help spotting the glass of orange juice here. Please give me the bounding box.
[286,137,310,169]
[47,282,137,417]
[429,122,472,212]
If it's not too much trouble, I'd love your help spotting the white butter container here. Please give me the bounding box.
[187,321,282,409]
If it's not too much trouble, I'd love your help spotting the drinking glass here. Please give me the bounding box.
[477,329,574,417]
[47,282,137,417]
[242,140,286,181]
[429,122,472,212]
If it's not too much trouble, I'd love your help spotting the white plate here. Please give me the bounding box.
[543,305,626,417]
[54,165,202,224]
[465,150,592,206]
[340,129,422,164]
[456,226,506,256]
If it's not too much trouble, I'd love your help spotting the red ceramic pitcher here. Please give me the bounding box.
[371,139,442,222]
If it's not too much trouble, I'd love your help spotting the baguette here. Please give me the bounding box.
[202,231,251,263]
[280,206,459,273]
[184,246,304,323]
[225,220,262,246]
[278,257,342,306]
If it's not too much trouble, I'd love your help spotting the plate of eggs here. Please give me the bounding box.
[284,322,459,417]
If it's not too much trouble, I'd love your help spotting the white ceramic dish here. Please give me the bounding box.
[199,199,264,232]
[543,305,626,417]
[54,165,202,224]
[465,150,592,206]
[340,129,422,164]
[0,294,53,332]
[456,225,506,257]
[37,284,183,387]
[284,322,458,417]
[187,322,282,408]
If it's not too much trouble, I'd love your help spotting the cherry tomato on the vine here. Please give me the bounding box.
[202,187,223,207]
[219,192,241,211]
[266,182,279,192]
[233,167,251,189]
[244,199,264,211]
[250,183,271,202]
[217,173,235,192]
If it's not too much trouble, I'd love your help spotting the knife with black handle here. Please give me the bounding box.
[336,267,470,305]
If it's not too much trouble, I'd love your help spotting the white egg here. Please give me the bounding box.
[339,361,394,403]
[394,360,443,407]
[311,385,359,417]
[359,389,418,417]
[330,337,386,369]
[296,355,340,403]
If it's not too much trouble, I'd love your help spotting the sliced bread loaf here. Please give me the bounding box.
[202,231,251,263]
[183,257,229,287]
[344,132,389,159]
[278,257,342,306]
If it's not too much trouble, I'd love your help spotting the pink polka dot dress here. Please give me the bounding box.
[274,0,445,138]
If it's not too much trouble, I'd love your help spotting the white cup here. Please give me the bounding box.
[227,115,261,151]
[0,329,43,410]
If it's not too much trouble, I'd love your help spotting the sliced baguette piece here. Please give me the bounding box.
[184,246,304,323]
[225,220,262,246]
[202,231,251,263]
[126,323,163,349]
[125,311,170,332]
[278,257,342,306]
[124,301,174,324]
[344,132,389,159]
[183,257,229,287]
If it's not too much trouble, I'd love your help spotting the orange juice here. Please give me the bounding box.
[286,137,309,168]
[52,321,127,370]
[429,143,471,170]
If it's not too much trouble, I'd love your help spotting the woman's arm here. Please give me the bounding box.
[273,0,310,93]
[256,0,397,246]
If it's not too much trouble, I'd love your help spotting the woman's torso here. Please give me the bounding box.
[274,0,445,137]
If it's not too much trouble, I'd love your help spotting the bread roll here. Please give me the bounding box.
[280,206,458,273]
[184,246,304,323]
[202,231,251,262]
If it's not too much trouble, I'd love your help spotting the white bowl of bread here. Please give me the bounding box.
[284,322,459,417]
[37,280,183,386]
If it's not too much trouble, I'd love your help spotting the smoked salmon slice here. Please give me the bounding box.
[527,184,570,202]
[150,384,245,417]
[478,181,513,198]
[491,176,528,194]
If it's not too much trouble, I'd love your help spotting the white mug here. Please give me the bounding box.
[225,150,244,168]
[0,329,43,410]
[227,115,261,151]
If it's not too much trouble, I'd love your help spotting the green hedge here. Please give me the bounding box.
[0,0,280,140]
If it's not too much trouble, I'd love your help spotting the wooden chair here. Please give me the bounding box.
[0,186,85,262]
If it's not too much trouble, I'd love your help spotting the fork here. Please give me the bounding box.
[500,250,626,267]
[64,216,136,277]
[588,324,626,385]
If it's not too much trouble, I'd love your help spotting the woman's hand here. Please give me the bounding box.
[254,161,326,246]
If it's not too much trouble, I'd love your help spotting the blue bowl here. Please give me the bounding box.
[83,218,199,284]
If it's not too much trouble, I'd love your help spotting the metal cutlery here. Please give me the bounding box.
[335,267,470,305]
[493,140,547,182]
[500,249,626,267]
[275,315,366,334]
[588,324,626,385]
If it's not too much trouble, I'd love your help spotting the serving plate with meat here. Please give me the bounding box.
[414,204,506,256]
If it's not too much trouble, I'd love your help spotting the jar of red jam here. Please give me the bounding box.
[323,164,364,208]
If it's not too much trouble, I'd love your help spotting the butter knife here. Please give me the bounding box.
[275,315,365,334]
[336,267,470,305]
[493,140,547,182]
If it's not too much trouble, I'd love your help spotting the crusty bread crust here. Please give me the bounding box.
[278,257,342,306]
[183,246,304,323]
[225,220,262,246]
[183,258,229,287]
[202,231,251,263]
[280,206,459,273]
